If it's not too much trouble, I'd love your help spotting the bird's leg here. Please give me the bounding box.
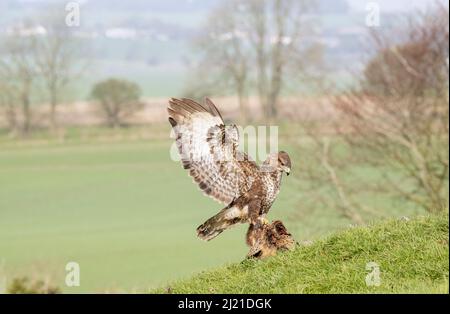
[258,215,270,226]
[247,200,268,230]
[251,216,269,230]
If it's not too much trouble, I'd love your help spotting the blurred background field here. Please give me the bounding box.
[0,0,448,293]
[0,124,429,292]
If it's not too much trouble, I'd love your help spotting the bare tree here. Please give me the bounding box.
[0,33,37,135]
[288,4,448,225]
[32,11,85,132]
[190,0,321,122]
[188,0,250,123]
[287,112,372,225]
[0,80,18,135]
[0,8,83,135]
[334,4,449,213]
[245,0,319,121]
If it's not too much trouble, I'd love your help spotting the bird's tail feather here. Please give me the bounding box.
[197,206,241,241]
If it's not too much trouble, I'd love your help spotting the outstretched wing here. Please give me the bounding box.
[168,98,258,205]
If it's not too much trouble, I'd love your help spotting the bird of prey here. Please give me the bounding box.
[168,98,292,242]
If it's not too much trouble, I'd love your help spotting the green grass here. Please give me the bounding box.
[155,213,449,294]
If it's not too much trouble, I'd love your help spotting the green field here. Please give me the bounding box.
[0,128,301,293]
[0,126,442,293]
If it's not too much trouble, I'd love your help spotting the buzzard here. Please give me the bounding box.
[168,98,292,242]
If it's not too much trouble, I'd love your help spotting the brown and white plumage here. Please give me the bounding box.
[246,220,296,258]
[168,98,292,241]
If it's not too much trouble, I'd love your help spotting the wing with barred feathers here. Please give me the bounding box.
[168,98,258,205]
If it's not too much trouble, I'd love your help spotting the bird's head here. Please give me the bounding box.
[261,151,292,175]
[277,151,291,176]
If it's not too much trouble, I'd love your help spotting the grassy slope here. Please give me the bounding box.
[155,214,449,293]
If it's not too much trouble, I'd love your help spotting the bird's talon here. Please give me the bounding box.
[258,217,269,226]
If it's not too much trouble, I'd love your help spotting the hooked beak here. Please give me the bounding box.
[283,166,291,176]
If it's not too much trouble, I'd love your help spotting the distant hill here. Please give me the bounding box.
[0,0,221,12]
[316,0,349,14]
[83,0,221,12]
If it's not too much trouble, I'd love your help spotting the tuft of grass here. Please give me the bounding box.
[154,213,449,294]
[7,276,60,294]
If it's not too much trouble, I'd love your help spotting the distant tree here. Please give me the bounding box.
[291,3,449,224]
[0,33,37,135]
[91,78,142,128]
[334,4,449,213]
[0,8,86,135]
[0,80,18,134]
[189,0,250,123]
[32,11,86,132]
[363,12,448,97]
[190,0,322,122]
